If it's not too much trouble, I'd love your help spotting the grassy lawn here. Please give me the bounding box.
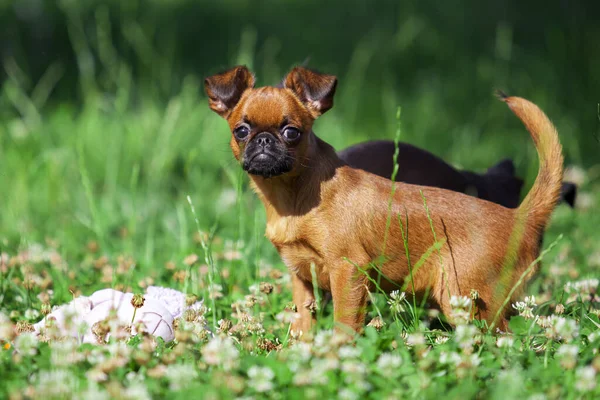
[1,71,599,399]
[1,1,600,398]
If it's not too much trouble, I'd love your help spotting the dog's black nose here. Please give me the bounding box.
[254,132,273,147]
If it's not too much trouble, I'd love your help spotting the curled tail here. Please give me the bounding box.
[498,93,564,236]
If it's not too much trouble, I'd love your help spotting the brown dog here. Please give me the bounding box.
[338,140,576,209]
[204,66,563,335]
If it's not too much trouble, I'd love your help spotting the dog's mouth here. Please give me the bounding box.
[242,150,293,178]
[249,152,276,163]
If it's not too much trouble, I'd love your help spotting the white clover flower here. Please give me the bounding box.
[247,366,275,392]
[496,336,515,349]
[376,353,402,377]
[275,310,300,325]
[192,321,211,341]
[125,371,145,383]
[248,284,260,295]
[439,351,462,366]
[165,364,198,391]
[287,342,312,364]
[455,324,478,351]
[123,381,152,400]
[339,388,359,400]
[564,279,599,295]
[546,316,579,342]
[285,343,312,373]
[24,309,40,320]
[313,330,336,355]
[536,316,552,329]
[292,368,313,386]
[14,332,38,356]
[527,394,547,400]
[405,332,425,347]
[512,298,537,320]
[556,344,579,369]
[556,344,579,358]
[339,345,362,359]
[75,382,109,400]
[0,312,14,341]
[208,283,224,299]
[313,357,340,372]
[86,347,108,365]
[354,379,373,392]
[390,290,406,301]
[465,353,482,368]
[524,296,537,308]
[202,335,239,371]
[50,338,84,367]
[520,308,535,320]
[86,368,108,383]
[107,341,133,359]
[243,316,265,336]
[34,369,78,399]
[341,360,367,377]
[308,357,339,385]
[434,335,450,345]
[450,295,472,310]
[387,291,407,314]
[449,309,471,325]
[293,364,329,386]
[575,366,597,392]
[496,367,524,387]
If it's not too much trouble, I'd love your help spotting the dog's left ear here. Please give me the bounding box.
[204,66,255,118]
[284,67,337,118]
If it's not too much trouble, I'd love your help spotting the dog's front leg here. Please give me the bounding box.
[330,267,369,334]
[290,273,316,337]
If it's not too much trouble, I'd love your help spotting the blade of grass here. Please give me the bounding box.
[187,195,218,329]
[489,234,563,332]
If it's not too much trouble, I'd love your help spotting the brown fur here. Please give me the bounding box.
[204,66,564,335]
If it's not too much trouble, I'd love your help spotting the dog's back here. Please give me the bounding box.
[338,141,523,208]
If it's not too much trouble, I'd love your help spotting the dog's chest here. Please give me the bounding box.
[265,217,330,288]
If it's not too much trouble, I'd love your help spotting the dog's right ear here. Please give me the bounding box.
[284,66,337,118]
[204,66,255,118]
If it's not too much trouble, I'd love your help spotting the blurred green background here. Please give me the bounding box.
[1,0,599,263]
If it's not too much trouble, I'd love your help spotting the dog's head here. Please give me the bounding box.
[204,66,337,178]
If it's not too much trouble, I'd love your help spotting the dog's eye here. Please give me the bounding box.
[282,127,301,141]
[234,125,250,140]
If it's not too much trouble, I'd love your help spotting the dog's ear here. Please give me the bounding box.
[560,182,577,208]
[204,66,255,118]
[284,66,337,118]
[486,159,517,177]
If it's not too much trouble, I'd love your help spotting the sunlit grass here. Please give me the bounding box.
[1,5,600,397]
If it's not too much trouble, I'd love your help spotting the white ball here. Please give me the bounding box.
[33,297,92,338]
[82,290,175,344]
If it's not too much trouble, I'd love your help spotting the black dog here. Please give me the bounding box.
[338,140,576,208]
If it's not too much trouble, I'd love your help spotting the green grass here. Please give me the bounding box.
[1,6,600,397]
[1,73,599,399]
